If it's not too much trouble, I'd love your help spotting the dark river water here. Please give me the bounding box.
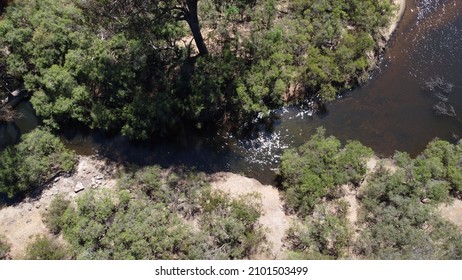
[2,0,462,185]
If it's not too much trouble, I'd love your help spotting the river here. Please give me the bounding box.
[1,0,461,185]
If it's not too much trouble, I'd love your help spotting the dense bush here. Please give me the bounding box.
[199,189,266,259]
[286,201,352,259]
[0,0,395,137]
[278,127,372,216]
[45,167,266,260]
[279,133,462,260]
[416,139,462,194]
[0,128,76,197]
[43,194,72,234]
[118,166,207,218]
[49,190,200,260]
[355,166,462,259]
[25,235,69,260]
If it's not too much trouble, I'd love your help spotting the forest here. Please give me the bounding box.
[2,0,462,261]
[1,0,393,138]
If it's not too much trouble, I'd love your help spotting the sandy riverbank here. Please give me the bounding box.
[383,0,407,41]
[210,172,292,259]
[2,154,462,260]
[0,156,118,258]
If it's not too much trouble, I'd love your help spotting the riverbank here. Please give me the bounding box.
[0,156,293,259]
[210,172,292,259]
[0,156,118,258]
[382,0,407,41]
[2,153,462,259]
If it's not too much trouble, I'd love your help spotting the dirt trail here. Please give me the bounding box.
[210,172,292,259]
[0,156,117,258]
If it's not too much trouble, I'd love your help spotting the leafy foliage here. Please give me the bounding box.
[278,127,372,216]
[43,194,72,234]
[286,200,352,259]
[0,0,181,137]
[279,134,462,260]
[199,189,266,259]
[0,128,76,197]
[355,165,462,259]
[0,0,395,137]
[45,167,266,260]
[24,235,69,260]
[50,190,199,260]
[118,166,207,218]
[119,167,267,259]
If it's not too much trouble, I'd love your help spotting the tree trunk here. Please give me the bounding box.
[0,0,11,15]
[185,0,208,56]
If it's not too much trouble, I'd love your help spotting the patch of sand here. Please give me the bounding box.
[439,199,462,230]
[381,0,407,41]
[0,156,117,259]
[210,172,292,259]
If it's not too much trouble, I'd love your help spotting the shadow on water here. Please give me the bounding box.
[0,101,39,150]
[60,125,244,174]
[2,0,462,186]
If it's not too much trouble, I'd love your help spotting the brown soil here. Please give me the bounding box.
[0,156,118,259]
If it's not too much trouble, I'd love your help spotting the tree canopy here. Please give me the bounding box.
[44,167,266,259]
[0,0,395,138]
[278,127,373,216]
[0,127,76,197]
[279,131,462,260]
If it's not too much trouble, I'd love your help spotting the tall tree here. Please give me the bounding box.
[175,0,208,55]
[78,0,260,56]
[78,0,209,55]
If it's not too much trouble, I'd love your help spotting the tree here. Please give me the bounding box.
[0,128,76,198]
[176,0,208,55]
[0,0,11,15]
[79,0,263,57]
[1,0,396,138]
[278,127,372,216]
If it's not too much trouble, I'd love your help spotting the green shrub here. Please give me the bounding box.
[25,235,68,260]
[118,167,207,218]
[286,201,352,259]
[0,128,76,198]
[43,194,71,234]
[46,189,203,260]
[199,189,266,259]
[278,127,372,216]
[355,166,462,259]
